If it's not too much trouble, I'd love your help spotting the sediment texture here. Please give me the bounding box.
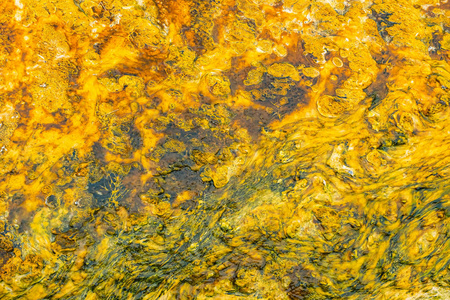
[1,0,450,299]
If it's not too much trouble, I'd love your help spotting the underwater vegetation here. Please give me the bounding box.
[1,0,450,299]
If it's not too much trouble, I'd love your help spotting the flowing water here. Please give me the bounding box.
[1,0,450,299]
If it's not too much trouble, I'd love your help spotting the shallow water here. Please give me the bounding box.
[1,0,450,299]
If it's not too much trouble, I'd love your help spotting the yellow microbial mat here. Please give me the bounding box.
[1,0,450,299]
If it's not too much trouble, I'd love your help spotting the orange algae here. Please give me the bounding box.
[0,0,450,299]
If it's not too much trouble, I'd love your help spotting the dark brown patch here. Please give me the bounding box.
[159,167,206,202]
[286,265,320,300]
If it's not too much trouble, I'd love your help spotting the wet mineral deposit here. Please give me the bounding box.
[1,0,450,299]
